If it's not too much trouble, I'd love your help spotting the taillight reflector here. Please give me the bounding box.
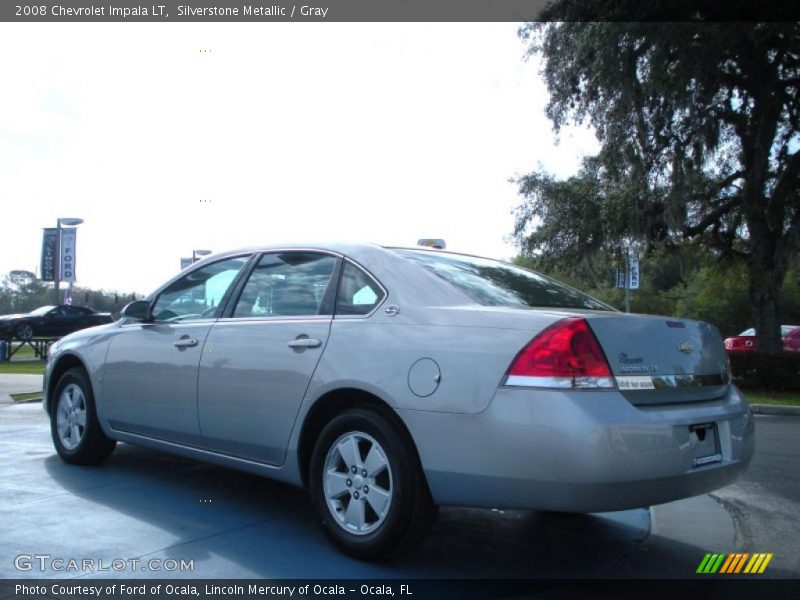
[505,318,614,389]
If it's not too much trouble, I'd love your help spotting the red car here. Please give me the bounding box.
[724,325,800,352]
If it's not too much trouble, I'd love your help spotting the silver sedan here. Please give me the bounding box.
[43,243,754,559]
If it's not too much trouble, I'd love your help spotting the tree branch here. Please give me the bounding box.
[683,196,742,237]
[772,150,800,206]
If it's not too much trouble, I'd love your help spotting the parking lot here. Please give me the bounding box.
[1,394,798,582]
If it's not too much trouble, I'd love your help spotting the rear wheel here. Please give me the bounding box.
[309,407,436,560]
[51,367,116,465]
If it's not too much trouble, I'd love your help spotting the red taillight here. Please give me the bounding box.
[505,318,614,389]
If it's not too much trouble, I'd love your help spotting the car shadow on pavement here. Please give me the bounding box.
[34,443,789,580]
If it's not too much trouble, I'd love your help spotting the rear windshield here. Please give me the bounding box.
[393,249,613,311]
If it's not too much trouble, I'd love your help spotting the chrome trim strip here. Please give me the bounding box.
[616,373,728,390]
[504,375,615,389]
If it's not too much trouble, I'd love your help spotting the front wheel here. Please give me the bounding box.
[15,323,33,341]
[309,407,436,560]
[51,367,116,465]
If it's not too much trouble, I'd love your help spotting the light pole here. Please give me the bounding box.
[54,218,84,305]
[192,249,212,263]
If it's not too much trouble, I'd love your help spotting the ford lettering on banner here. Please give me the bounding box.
[40,228,58,282]
[60,227,77,282]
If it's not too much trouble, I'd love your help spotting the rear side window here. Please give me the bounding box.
[336,262,385,316]
[393,249,612,311]
[233,252,337,318]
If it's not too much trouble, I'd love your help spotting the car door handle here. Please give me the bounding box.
[173,337,199,348]
[287,338,322,349]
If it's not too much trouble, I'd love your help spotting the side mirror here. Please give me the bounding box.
[121,300,151,322]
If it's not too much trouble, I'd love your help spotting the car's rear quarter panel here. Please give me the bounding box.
[306,315,538,414]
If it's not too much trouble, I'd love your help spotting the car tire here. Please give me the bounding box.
[309,407,436,561]
[15,324,33,341]
[50,367,116,465]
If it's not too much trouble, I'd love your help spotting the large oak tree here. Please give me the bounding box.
[515,1,800,352]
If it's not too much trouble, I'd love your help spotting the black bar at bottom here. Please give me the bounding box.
[1,579,800,600]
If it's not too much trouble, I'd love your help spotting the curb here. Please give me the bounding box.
[751,403,800,416]
[0,389,43,405]
[13,394,43,404]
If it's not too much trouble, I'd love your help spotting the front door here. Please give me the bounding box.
[198,251,339,464]
[103,255,251,446]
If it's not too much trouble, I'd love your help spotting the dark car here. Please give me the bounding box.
[0,305,114,341]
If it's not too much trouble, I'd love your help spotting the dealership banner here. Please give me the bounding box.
[40,228,58,282]
[628,252,640,290]
[615,267,626,289]
[59,227,77,283]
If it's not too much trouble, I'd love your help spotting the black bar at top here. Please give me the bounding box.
[2,0,800,23]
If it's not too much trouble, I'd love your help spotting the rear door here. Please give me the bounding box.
[197,251,339,465]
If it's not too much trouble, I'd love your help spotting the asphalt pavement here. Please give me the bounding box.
[1,399,797,581]
[712,415,800,576]
[0,374,42,404]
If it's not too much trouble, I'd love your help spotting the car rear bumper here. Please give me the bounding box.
[398,384,754,512]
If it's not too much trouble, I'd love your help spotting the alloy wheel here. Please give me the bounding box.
[56,383,87,450]
[323,431,393,535]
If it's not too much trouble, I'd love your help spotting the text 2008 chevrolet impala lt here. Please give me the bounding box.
[44,243,754,559]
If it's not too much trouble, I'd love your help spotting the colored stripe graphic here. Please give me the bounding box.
[696,553,713,573]
[758,554,773,573]
[698,552,772,574]
[746,554,764,573]
[697,553,727,573]
[733,553,750,573]
[710,553,726,573]
[719,554,736,573]
[744,553,774,574]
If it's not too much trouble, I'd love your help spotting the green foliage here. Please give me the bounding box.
[0,361,45,375]
[743,390,800,406]
[516,5,800,352]
[515,248,800,341]
[730,352,800,391]
[0,272,140,318]
[676,265,751,336]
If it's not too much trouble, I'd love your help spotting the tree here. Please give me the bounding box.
[515,2,800,352]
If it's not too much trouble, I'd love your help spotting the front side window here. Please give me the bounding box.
[232,252,337,318]
[392,249,612,311]
[336,262,385,316]
[152,256,250,322]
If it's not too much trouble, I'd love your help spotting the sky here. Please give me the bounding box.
[0,22,597,295]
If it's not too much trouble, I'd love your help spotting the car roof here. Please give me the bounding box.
[197,242,507,266]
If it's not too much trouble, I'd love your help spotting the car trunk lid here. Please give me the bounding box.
[585,314,730,405]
